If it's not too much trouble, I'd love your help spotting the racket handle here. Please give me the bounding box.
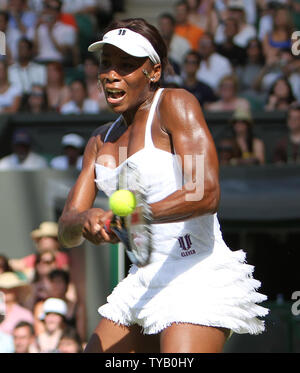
[104,219,111,233]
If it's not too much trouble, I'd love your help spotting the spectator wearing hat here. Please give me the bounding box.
[0,129,48,170]
[50,133,85,171]
[220,109,266,165]
[13,321,38,353]
[0,272,34,335]
[9,221,69,278]
[60,79,100,114]
[36,297,68,352]
[214,0,257,48]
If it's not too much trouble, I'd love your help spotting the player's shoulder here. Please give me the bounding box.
[90,121,114,140]
[160,87,199,108]
[90,118,122,147]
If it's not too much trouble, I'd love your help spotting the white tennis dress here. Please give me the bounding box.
[94,88,269,335]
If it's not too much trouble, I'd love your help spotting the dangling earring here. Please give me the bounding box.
[143,69,155,83]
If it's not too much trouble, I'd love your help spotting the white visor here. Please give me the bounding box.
[88,28,161,65]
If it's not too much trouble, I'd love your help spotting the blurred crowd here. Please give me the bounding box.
[0,0,299,167]
[0,221,85,353]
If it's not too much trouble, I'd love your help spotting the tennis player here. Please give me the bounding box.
[58,18,268,353]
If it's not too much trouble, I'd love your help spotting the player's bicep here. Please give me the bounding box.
[161,89,219,184]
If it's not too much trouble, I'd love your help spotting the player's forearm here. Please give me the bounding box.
[58,210,85,248]
[150,183,219,224]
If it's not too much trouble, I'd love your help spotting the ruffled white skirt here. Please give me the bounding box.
[98,249,269,335]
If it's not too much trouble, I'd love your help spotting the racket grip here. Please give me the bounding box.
[104,219,111,233]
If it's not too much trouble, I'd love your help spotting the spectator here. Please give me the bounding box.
[27,0,44,14]
[217,137,242,165]
[8,37,47,94]
[83,55,109,111]
[262,5,294,63]
[227,109,265,165]
[181,50,217,106]
[60,79,100,114]
[215,0,258,26]
[33,268,80,339]
[50,133,84,171]
[8,0,36,39]
[158,12,191,67]
[57,326,83,353]
[273,102,300,163]
[174,0,204,51]
[205,74,251,112]
[216,17,247,68]
[257,0,285,41]
[9,221,69,277]
[0,254,12,274]
[0,10,21,63]
[47,269,77,328]
[37,297,67,352]
[196,32,233,91]
[214,0,257,48]
[186,0,218,33]
[0,1,8,10]
[0,290,15,353]
[20,84,50,114]
[61,0,97,16]
[46,61,71,111]
[33,0,77,65]
[0,272,34,335]
[0,128,48,170]
[0,60,22,114]
[253,49,299,97]
[235,38,266,96]
[265,77,296,111]
[13,321,38,353]
[29,251,57,335]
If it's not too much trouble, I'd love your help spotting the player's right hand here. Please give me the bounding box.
[80,208,118,245]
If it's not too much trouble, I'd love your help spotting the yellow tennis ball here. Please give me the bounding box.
[109,190,136,217]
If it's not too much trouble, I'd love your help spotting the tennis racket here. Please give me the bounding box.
[106,162,153,267]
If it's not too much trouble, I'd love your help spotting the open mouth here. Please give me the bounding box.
[106,88,126,103]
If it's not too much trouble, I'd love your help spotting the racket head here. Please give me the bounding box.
[118,162,153,267]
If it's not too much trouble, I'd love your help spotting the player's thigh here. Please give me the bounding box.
[84,317,160,353]
[160,323,230,353]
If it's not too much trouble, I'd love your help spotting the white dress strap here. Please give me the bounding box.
[144,88,164,148]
